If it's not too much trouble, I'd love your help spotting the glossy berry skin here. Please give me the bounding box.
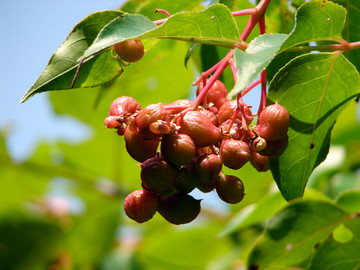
[124,124,159,162]
[161,133,196,166]
[196,80,228,109]
[256,103,289,141]
[250,150,269,172]
[109,96,141,117]
[220,139,250,170]
[140,157,178,193]
[158,193,201,225]
[218,100,253,125]
[179,110,221,147]
[124,189,159,223]
[114,39,144,62]
[215,173,245,204]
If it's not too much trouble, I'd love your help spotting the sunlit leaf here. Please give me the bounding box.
[268,53,360,200]
[247,200,350,269]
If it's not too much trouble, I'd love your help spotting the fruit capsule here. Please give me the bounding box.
[250,150,269,172]
[215,173,245,204]
[114,39,144,62]
[158,193,201,225]
[179,110,221,147]
[218,100,253,125]
[196,80,228,109]
[220,139,250,170]
[109,96,141,117]
[124,189,159,223]
[140,157,178,193]
[256,103,289,141]
[124,124,159,162]
[161,133,196,166]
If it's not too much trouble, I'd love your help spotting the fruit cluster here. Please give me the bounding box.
[104,71,290,224]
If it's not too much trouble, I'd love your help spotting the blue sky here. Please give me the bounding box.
[0,1,125,162]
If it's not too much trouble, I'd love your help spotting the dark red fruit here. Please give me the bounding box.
[220,139,250,170]
[124,189,158,223]
[220,119,245,140]
[136,103,171,139]
[194,154,223,180]
[256,103,289,141]
[250,150,269,172]
[114,39,144,62]
[174,167,198,194]
[218,100,253,125]
[166,99,192,114]
[140,157,178,193]
[198,109,219,126]
[124,124,159,162]
[179,110,221,147]
[109,96,141,117]
[158,193,201,225]
[215,173,245,204]
[196,80,228,109]
[258,135,289,157]
[161,133,196,166]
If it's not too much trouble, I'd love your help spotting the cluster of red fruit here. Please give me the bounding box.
[106,40,289,224]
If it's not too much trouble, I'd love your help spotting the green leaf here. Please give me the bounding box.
[280,0,347,51]
[268,53,360,200]
[219,192,287,237]
[308,218,360,270]
[21,11,125,103]
[228,34,289,98]
[332,0,360,72]
[83,4,241,59]
[335,190,360,213]
[247,200,349,269]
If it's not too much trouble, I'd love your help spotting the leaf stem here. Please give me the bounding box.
[154,9,171,18]
[287,40,360,52]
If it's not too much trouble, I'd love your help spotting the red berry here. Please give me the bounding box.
[104,116,120,129]
[218,100,253,125]
[114,39,144,62]
[215,173,245,204]
[124,124,159,162]
[140,157,178,193]
[250,150,269,172]
[161,133,196,166]
[179,110,221,147]
[109,96,141,117]
[256,103,289,141]
[124,189,158,223]
[220,139,250,170]
[158,193,201,225]
[196,80,228,109]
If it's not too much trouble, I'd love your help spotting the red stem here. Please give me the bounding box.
[240,79,261,97]
[155,9,171,18]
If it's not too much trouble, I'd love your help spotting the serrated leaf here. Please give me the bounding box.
[247,200,349,269]
[280,0,347,51]
[228,34,288,98]
[21,11,125,103]
[268,53,360,201]
[308,218,360,270]
[83,4,242,59]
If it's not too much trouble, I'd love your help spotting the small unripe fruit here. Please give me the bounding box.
[161,133,196,166]
[158,193,201,225]
[124,124,159,162]
[179,110,221,147]
[256,103,289,141]
[250,150,269,172]
[150,120,171,135]
[109,96,141,117]
[124,189,158,223]
[220,139,250,170]
[114,39,144,62]
[215,173,245,204]
[140,157,178,193]
[196,80,228,109]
